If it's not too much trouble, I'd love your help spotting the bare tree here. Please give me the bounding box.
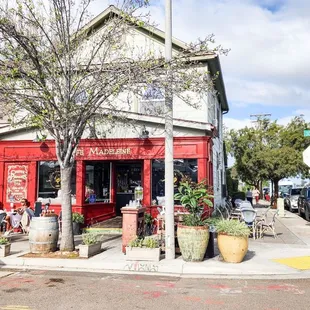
[0,0,228,251]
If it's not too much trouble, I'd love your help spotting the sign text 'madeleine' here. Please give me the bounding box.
[76,147,131,156]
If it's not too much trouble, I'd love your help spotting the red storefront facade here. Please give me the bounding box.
[0,136,213,225]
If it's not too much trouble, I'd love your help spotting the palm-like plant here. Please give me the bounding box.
[174,177,213,226]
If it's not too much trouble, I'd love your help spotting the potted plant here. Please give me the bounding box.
[144,213,153,236]
[72,212,84,235]
[126,236,161,261]
[215,219,250,263]
[174,177,213,262]
[0,236,11,257]
[79,232,102,258]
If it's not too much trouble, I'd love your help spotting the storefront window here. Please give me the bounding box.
[85,161,111,203]
[38,161,76,203]
[151,159,198,204]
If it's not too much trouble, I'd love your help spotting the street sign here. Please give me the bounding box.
[304,129,310,137]
[303,145,310,167]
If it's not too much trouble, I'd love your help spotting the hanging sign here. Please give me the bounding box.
[6,164,28,202]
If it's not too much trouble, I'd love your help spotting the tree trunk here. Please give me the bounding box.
[59,166,75,251]
[273,180,279,209]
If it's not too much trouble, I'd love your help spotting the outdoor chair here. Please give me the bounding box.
[234,199,244,209]
[230,202,254,220]
[239,201,253,210]
[241,208,257,239]
[259,210,279,239]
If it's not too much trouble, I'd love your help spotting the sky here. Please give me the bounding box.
[91,0,310,131]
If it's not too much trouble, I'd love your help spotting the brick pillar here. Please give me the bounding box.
[121,207,145,253]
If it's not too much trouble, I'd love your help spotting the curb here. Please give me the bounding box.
[2,255,310,280]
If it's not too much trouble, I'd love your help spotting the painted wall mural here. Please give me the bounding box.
[6,164,28,202]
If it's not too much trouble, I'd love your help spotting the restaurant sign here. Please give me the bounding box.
[76,147,131,157]
[6,164,28,202]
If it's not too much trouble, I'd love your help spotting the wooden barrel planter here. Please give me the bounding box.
[29,216,59,253]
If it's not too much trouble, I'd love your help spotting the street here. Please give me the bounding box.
[1,270,310,310]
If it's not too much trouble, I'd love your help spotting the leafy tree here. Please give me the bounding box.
[226,167,238,197]
[228,116,310,206]
[0,0,227,250]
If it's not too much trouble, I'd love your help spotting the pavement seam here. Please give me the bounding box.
[276,216,308,245]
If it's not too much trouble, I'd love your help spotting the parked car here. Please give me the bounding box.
[284,187,302,212]
[297,185,310,221]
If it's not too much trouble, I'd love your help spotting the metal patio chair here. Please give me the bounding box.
[259,210,279,239]
[241,208,257,239]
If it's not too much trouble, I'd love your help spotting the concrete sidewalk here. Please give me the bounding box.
[1,203,310,279]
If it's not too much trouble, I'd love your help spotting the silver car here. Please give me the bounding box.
[284,187,302,212]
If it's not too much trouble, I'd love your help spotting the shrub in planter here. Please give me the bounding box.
[72,212,84,235]
[126,236,161,261]
[144,213,153,236]
[215,219,250,263]
[174,177,213,262]
[79,232,102,258]
[0,236,11,257]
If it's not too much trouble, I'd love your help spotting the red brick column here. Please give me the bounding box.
[121,207,145,253]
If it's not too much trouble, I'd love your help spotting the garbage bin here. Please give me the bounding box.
[205,231,215,258]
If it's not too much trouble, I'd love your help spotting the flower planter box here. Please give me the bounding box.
[0,243,11,257]
[79,242,102,258]
[125,247,161,262]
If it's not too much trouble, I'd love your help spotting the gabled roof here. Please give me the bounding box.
[81,5,228,112]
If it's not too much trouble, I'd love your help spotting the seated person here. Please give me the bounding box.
[5,198,31,234]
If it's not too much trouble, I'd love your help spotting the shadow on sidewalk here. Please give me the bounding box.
[243,250,256,262]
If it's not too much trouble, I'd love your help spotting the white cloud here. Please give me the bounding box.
[223,117,253,131]
[143,0,310,109]
[225,108,310,131]
[89,0,310,115]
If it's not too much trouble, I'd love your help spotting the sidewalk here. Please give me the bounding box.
[1,202,310,279]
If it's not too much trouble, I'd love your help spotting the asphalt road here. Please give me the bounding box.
[1,270,310,310]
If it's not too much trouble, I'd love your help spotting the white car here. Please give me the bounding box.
[284,187,302,212]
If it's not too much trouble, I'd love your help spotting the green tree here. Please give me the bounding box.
[0,0,227,250]
[228,116,310,205]
[226,167,238,197]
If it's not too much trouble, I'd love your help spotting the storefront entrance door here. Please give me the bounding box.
[115,162,142,215]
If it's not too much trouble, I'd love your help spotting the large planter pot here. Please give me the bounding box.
[217,233,248,263]
[125,247,161,262]
[29,216,59,253]
[79,242,102,258]
[177,224,210,262]
[0,243,11,257]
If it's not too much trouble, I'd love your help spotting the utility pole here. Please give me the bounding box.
[250,114,271,129]
[164,0,175,260]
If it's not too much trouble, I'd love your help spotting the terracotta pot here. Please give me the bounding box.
[217,233,248,263]
[177,224,209,262]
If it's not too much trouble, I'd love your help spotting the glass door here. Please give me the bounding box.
[115,162,142,215]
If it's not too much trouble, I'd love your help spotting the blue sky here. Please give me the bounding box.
[91,0,310,130]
